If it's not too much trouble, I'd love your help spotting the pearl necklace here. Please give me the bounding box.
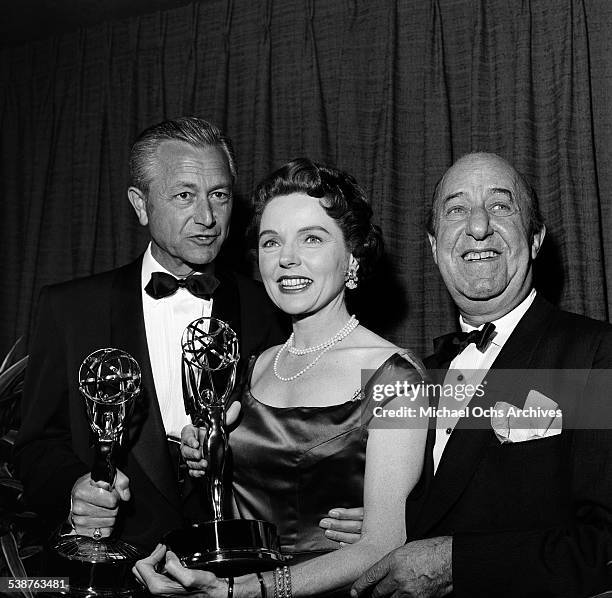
[273,315,359,382]
[288,314,359,355]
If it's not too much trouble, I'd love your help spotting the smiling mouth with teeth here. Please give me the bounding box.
[462,250,499,261]
[278,277,313,290]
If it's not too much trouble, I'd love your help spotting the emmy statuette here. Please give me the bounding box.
[51,348,143,597]
[164,317,283,576]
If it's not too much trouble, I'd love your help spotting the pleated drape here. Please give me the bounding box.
[1,0,611,358]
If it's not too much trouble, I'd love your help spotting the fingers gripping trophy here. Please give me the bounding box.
[52,348,142,597]
[164,317,283,575]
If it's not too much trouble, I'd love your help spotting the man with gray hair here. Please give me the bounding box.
[15,116,286,550]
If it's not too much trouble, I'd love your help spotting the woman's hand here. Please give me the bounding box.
[132,544,228,596]
[180,402,242,478]
[319,507,364,545]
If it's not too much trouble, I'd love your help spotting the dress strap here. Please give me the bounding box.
[395,348,428,380]
[360,350,428,426]
[349,387,364,402]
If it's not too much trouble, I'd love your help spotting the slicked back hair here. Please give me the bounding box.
[129,116,236,193]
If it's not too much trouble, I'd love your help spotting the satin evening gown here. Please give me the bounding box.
[228,350,424,563]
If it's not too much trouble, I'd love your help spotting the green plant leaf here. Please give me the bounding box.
[0,532,34,598]
[0,356,28,400]
[0,337,24,373]
[0,478,22,491]
[1,430,18,449]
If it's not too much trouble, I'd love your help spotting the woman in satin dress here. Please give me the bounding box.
[134,158,428,597]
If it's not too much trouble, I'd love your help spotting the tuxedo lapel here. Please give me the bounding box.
[210,267,249,397]
[414,296,557,537]
[110,257,180,511]
[211,268,242,347]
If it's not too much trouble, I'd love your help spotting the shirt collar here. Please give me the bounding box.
[141,243,175,291]
[459,288,537,346]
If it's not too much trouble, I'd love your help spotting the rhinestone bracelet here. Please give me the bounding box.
[283,566,292,598]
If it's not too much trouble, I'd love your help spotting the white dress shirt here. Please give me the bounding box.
[141,244,213,438]
[432,288,537,472]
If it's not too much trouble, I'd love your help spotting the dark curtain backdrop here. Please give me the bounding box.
[1,0,611,359]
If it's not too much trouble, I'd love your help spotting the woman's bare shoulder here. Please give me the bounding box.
[343,326,399,366]
[346,326,425,374]
[250,345,280,385]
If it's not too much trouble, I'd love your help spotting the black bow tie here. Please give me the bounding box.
[433,322,496,363]
[145,271,219,300]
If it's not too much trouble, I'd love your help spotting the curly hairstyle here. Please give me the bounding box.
[129,116,236,193]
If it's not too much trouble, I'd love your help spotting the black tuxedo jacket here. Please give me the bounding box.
[15,256,286,550]
[406,295,612,597]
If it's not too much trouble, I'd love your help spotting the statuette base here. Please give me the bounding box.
[164,519,284,576]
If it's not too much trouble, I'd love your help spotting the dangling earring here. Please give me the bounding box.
[345,263,359,290]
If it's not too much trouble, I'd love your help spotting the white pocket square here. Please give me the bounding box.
[491,390,562,443]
